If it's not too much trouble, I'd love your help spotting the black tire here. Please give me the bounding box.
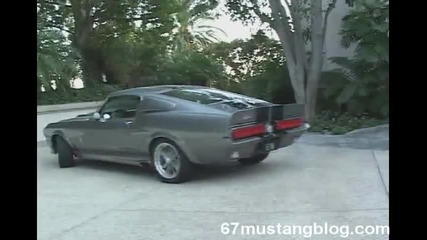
[238,153,269,165]
[56,137,75,168]
[151,139,194,183]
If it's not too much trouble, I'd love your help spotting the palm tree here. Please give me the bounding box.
[172,0,227,51]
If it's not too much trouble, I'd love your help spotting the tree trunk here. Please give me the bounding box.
[305,70,321,121]
[303,0,327,122]
[268,0,306,104]
[81,49,103,88]
[256,0,337,122]
[70,0,99,88]
[288,66,306,104]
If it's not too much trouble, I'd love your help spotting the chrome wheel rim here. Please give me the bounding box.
[154,143,181,179]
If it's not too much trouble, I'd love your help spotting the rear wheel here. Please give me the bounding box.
[55,137,75,168]
[238,153,269,165]
[151,140,194,183]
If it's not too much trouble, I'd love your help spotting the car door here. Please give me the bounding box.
[81,95,143,161]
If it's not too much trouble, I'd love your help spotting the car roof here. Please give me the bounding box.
[107,85,209,98]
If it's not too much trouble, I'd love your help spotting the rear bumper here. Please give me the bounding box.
[278,123,310,147]
[227,123,310,159]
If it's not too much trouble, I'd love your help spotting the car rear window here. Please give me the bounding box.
[160,88,269,108]
[161,89,230,104]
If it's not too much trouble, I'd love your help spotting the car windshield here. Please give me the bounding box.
[160,88,269,110]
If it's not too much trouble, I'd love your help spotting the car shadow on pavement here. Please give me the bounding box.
[74,160,157,179]
[55,158,294,183]
[190,160,294,183]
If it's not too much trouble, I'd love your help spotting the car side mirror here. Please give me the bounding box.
[92,112,101,120]
[102,113,111,120]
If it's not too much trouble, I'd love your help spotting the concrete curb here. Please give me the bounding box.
[345,124,389,135]
[37,101,103,114]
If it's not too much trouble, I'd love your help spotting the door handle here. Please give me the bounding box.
[124,120,133,125]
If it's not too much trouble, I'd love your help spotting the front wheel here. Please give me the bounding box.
[56,137,75,168]
[151,140,194,183]
[238,153,269,165]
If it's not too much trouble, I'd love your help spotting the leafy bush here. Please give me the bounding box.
[309,111,388,135]
[331,126,349,135]
[324,0,389,117]
[37,85,122,105]
[154,51,226,87]
[243,63,294,104]
[203,30,288,99]
[37,4,80,94]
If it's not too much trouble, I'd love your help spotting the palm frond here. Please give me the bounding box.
[171,0,225,51]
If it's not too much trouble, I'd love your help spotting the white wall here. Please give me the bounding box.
[322,0,355,71]
[300,1,355,71]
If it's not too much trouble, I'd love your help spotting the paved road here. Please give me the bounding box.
[37,142,389,240]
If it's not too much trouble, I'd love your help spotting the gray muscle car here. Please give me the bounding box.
[44,85,309,183]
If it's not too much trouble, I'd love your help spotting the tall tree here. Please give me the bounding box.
[226,0,352,121]
[172,0,226,51]
[37,0,78,94]
[156,50,226,86]
[41,0,177,87]
[101,28,171,87]
[204,31,292,100]
[205,30,284,82]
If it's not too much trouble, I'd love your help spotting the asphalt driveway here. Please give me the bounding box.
[37,139,389,240]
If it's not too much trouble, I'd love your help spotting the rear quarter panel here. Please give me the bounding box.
[135,110,232,164]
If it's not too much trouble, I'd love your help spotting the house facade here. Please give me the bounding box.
[321,0,355,71]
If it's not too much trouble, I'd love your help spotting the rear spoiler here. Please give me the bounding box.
[271,104,304,121]
[230,104,305,126]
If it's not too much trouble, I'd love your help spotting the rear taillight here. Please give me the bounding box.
[275,118,303,130]
[231,123,265,140]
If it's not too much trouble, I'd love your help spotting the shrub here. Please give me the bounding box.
[37,85,122,105]
[309,111,388,135]
[323,0,389,118]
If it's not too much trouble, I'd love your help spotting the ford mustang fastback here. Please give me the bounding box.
[44,85,309,183]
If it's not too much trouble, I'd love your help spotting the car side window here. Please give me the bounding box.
[99,95,140,119]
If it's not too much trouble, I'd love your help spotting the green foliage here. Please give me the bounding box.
[172,0,225,51]
[37,85,122,105]
[324,0,389,117]
[154,51,226,86]
[309,111,388,135]
[37,0,389,134]
[37,0,224,92]
[331,126,349,135]
[225,0,262,26]
[38,0,179,88]
[86,0,179,86]
[101,29,170,87]
[244,63,294,104]
[37,30,79,92]
[203,30,295,103]
[91,0,178,47]
[37,1,78,93]
[205,30,285,85]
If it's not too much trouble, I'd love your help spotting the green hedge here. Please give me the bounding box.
[37,86,121,105]
[309,111,388,135]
